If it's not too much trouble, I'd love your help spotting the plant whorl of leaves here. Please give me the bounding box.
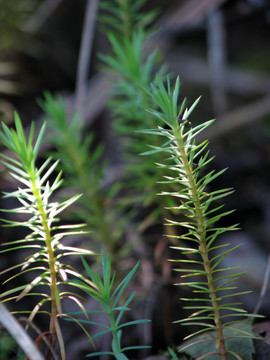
[141,76,257,360]
[99,0,176,236]
[67,252,151,359]
[99,28,163,202]
[38,92,127,265]
[0,114,95,359]
[99,0,158,40]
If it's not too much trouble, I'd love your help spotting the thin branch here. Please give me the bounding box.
[157,0,228,33]
[207,8,227,116]
[23,0,63,33]
[0,302,44,360]
[20,317,59,360]
[75,0,100,122]
[167,53,270,95]
[204,95,270,140]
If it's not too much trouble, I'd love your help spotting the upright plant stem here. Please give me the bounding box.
[118,0,131,39]
[108,310,121,354]
[30,175,64,358]
[173,128,227,359]
[0,116,96,360]
[62,135,116,259]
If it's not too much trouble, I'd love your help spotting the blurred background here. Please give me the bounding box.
[1,0,270,359]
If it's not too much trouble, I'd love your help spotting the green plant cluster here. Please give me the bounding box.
[0,111,149,359]
[0,0,264,360]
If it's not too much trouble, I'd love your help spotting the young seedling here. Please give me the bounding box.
[67,252,151,359]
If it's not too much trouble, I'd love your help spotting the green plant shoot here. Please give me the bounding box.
[0,114,95,360]
[141,76,258,360]
[67,252,151,359]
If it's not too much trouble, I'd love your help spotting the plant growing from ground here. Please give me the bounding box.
[0,114,151,359]
[38,93,128,268]
[99,0,173,235]
[67,251,151,359]
[141,76,259,360]
[0,114,95,359]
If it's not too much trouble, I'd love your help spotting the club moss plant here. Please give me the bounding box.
[0,114,150,359]
[99,0,172,234]
[38,92,128,269]
[0,114,95,359]
[0,1,265,359]
[67,252,151,359]
[0,74,264,360]
[141,75,260,360]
